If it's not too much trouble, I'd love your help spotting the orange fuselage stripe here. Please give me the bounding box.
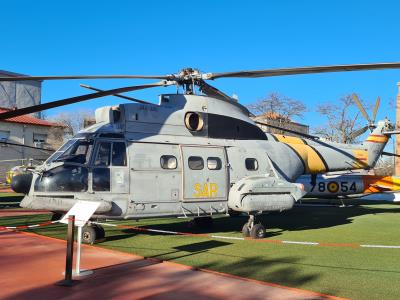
[274,135,327,174]
[366,135,388,143]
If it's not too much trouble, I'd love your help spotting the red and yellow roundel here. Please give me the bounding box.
[327,181,339,193]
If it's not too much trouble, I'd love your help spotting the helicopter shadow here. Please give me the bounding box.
[109,204,400,240]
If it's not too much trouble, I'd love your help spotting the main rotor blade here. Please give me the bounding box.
[348,125,369,141]
[195,79,231,101]
[205,62,400,80]
[372,96,381,123]
[195,79,251,116]
[381,151,400,158]
[0,74,169,81]
[80,84,152,105]
[0,80,175,120]
[351,93,371,123]
[0,140,54,152]
[254,120,319,140]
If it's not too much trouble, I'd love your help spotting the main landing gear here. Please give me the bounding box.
[81,224,105,244]
[242,215,266,239]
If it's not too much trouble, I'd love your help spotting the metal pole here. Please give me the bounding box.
[76,226,82,276]
[57,215,75,286]
[65,215,75,282]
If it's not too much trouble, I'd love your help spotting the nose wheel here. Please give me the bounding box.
[81,224,105,244]
[242,215,266,239]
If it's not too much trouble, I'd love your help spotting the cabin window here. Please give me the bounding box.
[94,142,111,166]
[245,158,258,171]
[188,156,204,170]
[207,157,222,170]
[160,155,177,169]
[92,168,110,191]
[112,142,127,166]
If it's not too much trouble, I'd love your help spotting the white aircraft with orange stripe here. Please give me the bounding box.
[297,173,400,201]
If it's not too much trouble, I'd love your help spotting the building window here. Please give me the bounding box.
[188,156,204,170]
[207,157,222,170]
[160,155,177,169]
[33,133,47,148]
[245,158,258,171]
[0,130,10,142]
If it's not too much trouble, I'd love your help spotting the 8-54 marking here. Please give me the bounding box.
[310,181,356,193]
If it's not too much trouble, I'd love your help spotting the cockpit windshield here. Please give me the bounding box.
[47,139,94,165]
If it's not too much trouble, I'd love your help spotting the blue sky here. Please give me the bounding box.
[2,0,400,133]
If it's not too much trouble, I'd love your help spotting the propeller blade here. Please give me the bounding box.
[205,62,400,80]
[372,96,381,123]
[351,93,371,123]
[0,74,169,82]
[79,84,152,105]
[381,151,400,158]
[348,125,369,141]
[0,80,175,120]
[254,120,319,140]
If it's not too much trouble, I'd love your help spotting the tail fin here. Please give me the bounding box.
[364,119,392,168]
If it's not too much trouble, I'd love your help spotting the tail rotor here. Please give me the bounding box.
[349,94,382,140]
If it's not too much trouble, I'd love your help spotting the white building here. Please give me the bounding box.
[0,107,62,182]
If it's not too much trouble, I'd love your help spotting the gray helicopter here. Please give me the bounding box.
[2,63,400,243]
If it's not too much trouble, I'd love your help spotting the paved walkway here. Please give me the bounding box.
[0,230,344,300]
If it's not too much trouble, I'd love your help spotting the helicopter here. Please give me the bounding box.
[3,62,400,243]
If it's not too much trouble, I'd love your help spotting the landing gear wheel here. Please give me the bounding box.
[242,223,250,237]
[250,223,266,239]
[242,215,266,239]
[81,225,97,244]
[93,224,105,239]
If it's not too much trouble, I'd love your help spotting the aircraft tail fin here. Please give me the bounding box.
[364,119,392,168]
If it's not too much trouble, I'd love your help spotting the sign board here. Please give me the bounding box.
[60,201,101,227]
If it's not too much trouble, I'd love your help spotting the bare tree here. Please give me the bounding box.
[314,94,363,144]
[49,110,95,138]
[373,156,394,176]
[248,92,307,121]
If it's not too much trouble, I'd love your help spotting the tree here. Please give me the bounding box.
[314,94,363,144]
[248,92,307,121]
[50,110,95,138]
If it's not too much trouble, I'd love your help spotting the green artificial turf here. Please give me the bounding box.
[0,192,23,198]
[0,193,23,208]
[1,204,400,299]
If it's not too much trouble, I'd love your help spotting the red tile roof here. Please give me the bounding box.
[0,107,62,127]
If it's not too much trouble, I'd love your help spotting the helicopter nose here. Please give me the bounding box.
[11,173,33,194]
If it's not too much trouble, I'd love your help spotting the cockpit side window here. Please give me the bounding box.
[112,142,127,166]
[49,139,93,165]
[94,142,112,166]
